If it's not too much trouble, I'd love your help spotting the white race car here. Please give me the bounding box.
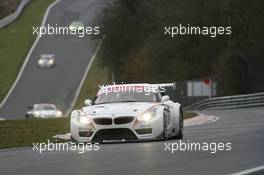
[38,54,55,68]
[26,103,63,119]
[71,83,183,143]
[69,21,84,32]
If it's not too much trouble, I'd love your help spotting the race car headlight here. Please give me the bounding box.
[77,116,92,125]
[78,27,84,31]
[55,111,62,117]
[69,26,74,30]
[79,117,91,125]
[48,60,54,64]
[38,60,44,64]
[33,111,40,116]
[137,107,157,123]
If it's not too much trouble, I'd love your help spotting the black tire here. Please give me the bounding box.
[176,108,184,139]
[162,112,169,140]
[25,115,32,120]
[71,136,78,143]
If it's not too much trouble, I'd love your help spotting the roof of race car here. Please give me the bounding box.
[33,103,56,107]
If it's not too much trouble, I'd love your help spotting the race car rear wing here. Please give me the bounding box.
[152,82,176,90]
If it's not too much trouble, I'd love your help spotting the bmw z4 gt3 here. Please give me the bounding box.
[71,83,183,143]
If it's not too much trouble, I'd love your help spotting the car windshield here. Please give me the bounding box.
[42,57,52,60]
[94,91,160,104]
[41,54,54,59]
[34,105,55,110]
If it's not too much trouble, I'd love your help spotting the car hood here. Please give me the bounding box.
[82,102,159,117]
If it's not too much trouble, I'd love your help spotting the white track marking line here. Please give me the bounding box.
[184,114,219,127]
[53,133,71,140]
[230,165,264,175]
[0,0,62,109]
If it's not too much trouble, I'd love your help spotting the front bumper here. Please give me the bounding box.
[71,115,163,142]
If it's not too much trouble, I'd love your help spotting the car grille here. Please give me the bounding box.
[92,128,137,142]
[135,128,152,135]
[79,131,94,137]
[93,118,112,125]
[39,114,55,118]
[114,117,134,124]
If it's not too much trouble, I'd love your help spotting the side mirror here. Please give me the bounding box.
[161,95,170,103]
[27,106,33,109]
[84,99,92,106]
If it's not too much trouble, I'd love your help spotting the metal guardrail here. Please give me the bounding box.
[0,0,32,29]
[184,92,264,111]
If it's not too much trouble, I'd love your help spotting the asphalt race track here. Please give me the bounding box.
[0,0,109,119]
[1,108,264,175]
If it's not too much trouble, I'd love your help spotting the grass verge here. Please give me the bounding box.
[0,0,55,102]
[0,118,69,149]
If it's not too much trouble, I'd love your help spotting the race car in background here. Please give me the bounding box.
[37,54,55,68]
[69,21,84,32]
[26,103,63,119]
[71,83,183,143]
